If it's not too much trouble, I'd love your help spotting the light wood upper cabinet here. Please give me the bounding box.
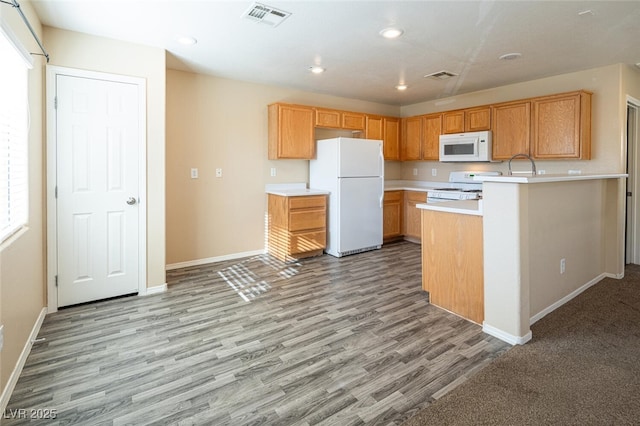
[401,116,423,161]
[465,107,491,132]
[383,117,400,161]
[315,108,341,129]
[532,90,592,159]
[491,101,531,160]
[366,115,384,140]
[268,103,315,159]
[342,111,366,130]
[421,113,442,161]
[442,107,491,134]
[401,114,440,161]
[315,108,366,131]
[442,110,465,134]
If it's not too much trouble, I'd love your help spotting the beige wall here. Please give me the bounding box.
[0,0,46,397]
[43,27,167,288]
[165,70,399,265]
[400,64,640,182]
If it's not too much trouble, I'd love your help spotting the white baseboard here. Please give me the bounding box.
[165,249,266,271]
[482,322,532,346]
[0,307,47,413]
[530,273,606,325]
[141,283,167,295]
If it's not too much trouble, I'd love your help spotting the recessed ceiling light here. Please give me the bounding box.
[379,27,404,39]
[499,52,522,61]
[395,84,408,91]
[177,36,197,46]
[309,66,325,74]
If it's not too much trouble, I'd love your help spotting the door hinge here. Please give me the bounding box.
[54,96,57,109]
[55,186,58,198]
[55,275,58,287]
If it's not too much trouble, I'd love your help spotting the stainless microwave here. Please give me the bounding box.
[439,131,492,162]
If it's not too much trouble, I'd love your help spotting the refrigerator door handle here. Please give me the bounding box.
[379,193,383,209]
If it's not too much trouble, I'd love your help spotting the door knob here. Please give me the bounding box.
[126,197,137,205]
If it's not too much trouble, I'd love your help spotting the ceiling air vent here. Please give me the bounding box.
[424,70,459,80]
[242,2,292,28]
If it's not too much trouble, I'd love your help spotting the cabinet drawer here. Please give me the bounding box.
[406,191,428,203]
[384,190,403,203]
[289,209,326,231]
[290,230,326,254]
[289,196,326,210]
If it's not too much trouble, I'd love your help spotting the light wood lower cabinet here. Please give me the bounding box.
[383,190,403,242]
[404,191,428,242]
[268,194,327,262]
[421,209,484,324]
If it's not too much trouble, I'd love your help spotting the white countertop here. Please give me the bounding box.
[266,188,330,197]
[384,179,442,192]
[475,173,627,184]
[265,182,330,197]
[417,200,483,216]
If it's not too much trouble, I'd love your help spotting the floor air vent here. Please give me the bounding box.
[242,2,291,27]
[424,70,459,80]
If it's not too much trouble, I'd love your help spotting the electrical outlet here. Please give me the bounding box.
[215,168,223,178]
[190,168,198,179]
[537,170,546,175]
[270,167,276,177]
[568,169,582,175]
[413,168,418,176]
[431,168,437,177]
[560,258,566,274]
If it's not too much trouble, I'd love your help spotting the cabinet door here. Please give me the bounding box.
[442,110,464,134]
[491,101,531,160]
[383,117,400,160]
[421,113,442,160]
[268,104,315,159]
[342,112,366,130]
[366,115,384,140]
[401,116,422,161]
[532,91,591,159]
[465,107,491,131]
[383,191,403,241]
[315,108,341,128]
[404,191,427,241]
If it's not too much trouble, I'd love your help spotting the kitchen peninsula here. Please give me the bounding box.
[419,173,626,345]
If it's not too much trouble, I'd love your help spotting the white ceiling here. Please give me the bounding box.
[29,0,640,106]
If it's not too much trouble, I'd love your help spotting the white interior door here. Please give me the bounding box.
[56,74,140,307]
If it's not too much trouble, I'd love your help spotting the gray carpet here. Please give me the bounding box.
[403,264,640,425]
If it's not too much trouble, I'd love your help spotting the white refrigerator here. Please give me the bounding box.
[309,137,384,257]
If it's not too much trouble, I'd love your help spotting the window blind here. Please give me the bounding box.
[0,30,29,242]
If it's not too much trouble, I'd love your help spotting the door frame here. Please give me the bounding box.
[46,65,147,313]
[626,95,640,265]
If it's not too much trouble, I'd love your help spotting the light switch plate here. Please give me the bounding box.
[0,325,4,352]
[190,168,198,179]
[215,168,223,178]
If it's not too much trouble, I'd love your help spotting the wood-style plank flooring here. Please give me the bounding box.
[5,242,509,425]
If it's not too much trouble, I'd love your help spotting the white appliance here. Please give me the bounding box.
[439,130,492,162]
[427,171,501,202]
[310,137,384,257]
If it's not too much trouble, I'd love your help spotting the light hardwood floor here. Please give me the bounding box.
[5,241,509,425]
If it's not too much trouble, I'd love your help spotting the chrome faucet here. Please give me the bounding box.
[508,153,537,176]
